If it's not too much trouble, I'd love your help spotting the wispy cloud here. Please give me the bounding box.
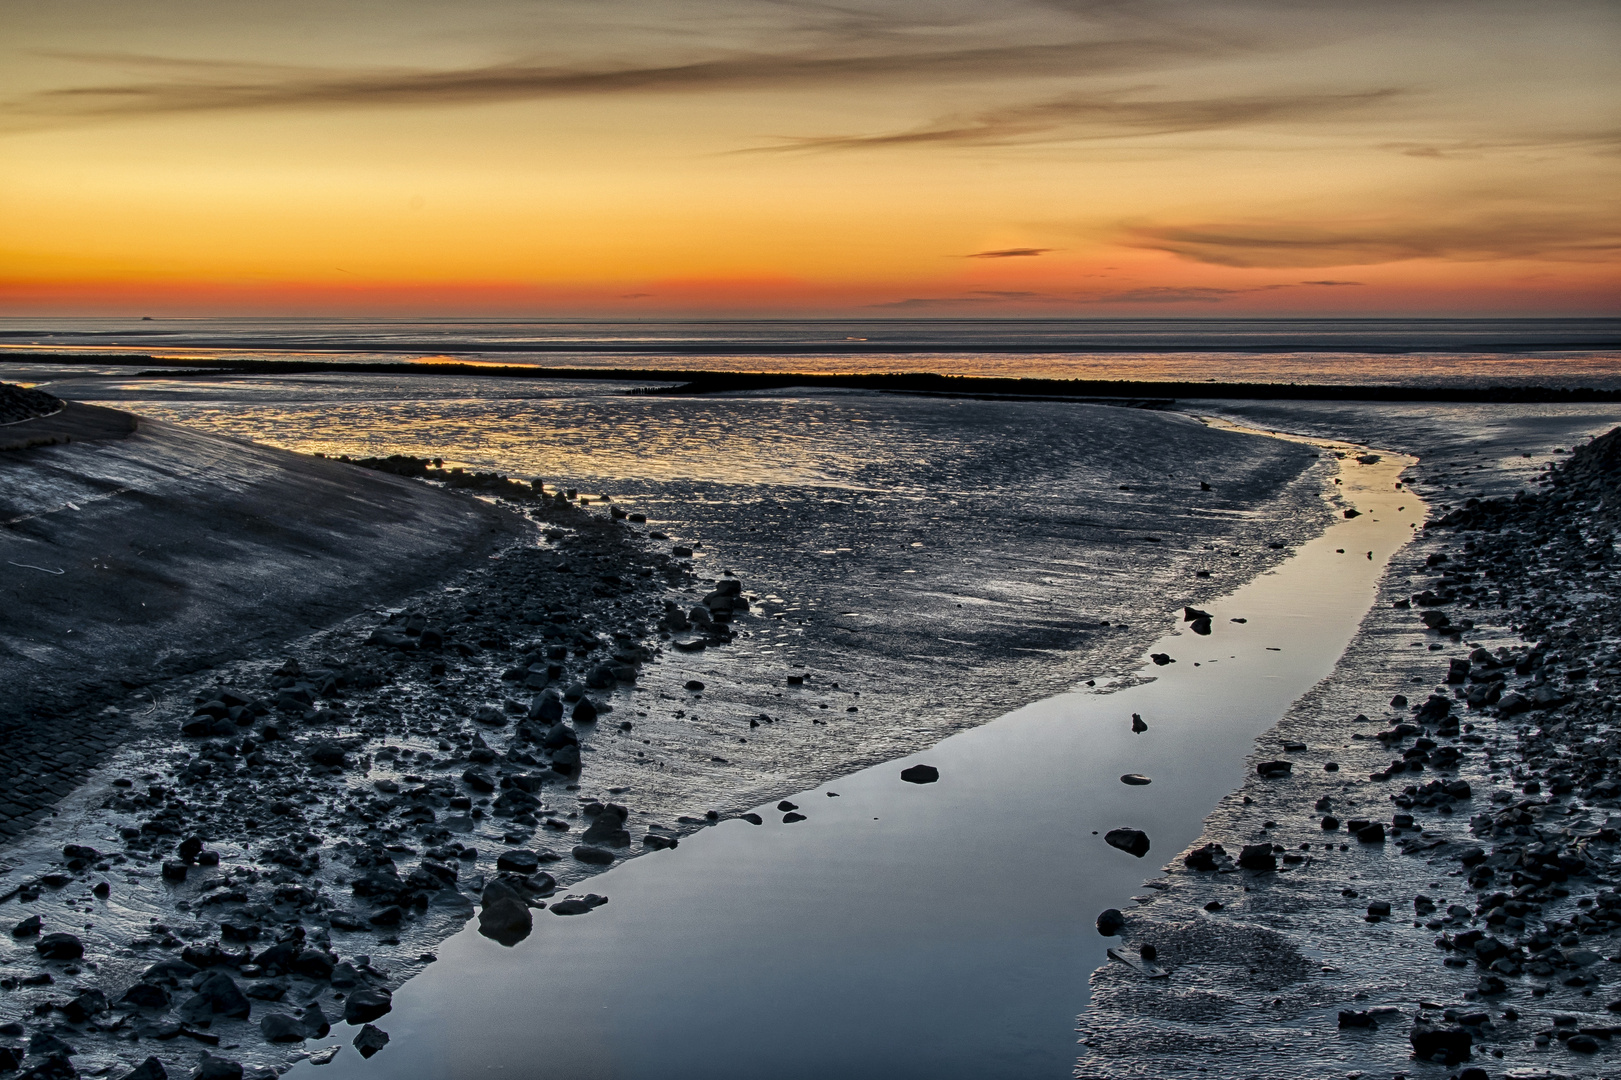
[3,37,1226,129]
[868,280,1352,308]
[748,87,1403,151]
[966,247,1052,258]
[1123,213,1621,267]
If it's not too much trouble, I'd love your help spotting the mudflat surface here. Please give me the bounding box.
[1079,403,1621,1079]
[0,414,524,839]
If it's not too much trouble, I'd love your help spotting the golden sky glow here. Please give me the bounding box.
[1,0,1618,315]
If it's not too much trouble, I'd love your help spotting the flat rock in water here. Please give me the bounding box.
[1120,773,1152,785]
[1104,828,1151,858]
[900,764,939,784]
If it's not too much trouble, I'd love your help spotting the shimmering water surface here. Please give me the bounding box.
[4,316,1619,386]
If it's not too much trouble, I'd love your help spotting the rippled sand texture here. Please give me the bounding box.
[36,375,1330,799]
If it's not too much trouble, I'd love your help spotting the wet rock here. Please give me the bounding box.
[739,813,763,825]
[573,844,614,865]
[477,882,533,948]
[11,914,41,937]
[1120,774,1152,786]
[1150,653,1175,666]
[1131,714,1147,733]
[121,983,171,1009]
[1237,844,1277,872]
[1409,1020,1471,1064]
[496,850,540,874]
[1338,1010,1377,1028]
[1096,909,1126,936]
[1183,843,1227,871]
[581,805,631,847]
[300,1003,331,1039]
[121,1058,168,1080]
[1104,829,1151,858]
[34,933,83,960]
[259,1013,307,1043]
[900,764,939,784]
[343,989,392,1025]
[353,1024,390,1059]
[1256,761,1293,778]
[192,1055,243,1080]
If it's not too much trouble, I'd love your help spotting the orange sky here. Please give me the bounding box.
[1,0,1618,316]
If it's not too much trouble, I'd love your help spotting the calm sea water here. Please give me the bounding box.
[3,317,1619,386]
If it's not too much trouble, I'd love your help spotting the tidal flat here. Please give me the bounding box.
[1,370,1619,1079]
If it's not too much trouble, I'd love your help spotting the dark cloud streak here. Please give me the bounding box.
[4,37,1228,128]
[1124,214,1621,267]
[749,87,1404,151]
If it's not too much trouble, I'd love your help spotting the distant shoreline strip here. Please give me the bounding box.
[5,352,1621,405]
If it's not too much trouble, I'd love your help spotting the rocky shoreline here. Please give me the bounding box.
[1080,426,1621,1079]
[0,473,738,1079]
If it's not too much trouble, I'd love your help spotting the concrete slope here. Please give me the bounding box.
[0,404,526,833]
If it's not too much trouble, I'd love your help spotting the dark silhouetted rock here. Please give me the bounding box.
[354,1024,390,1059]
[1105,829,1150,858]
[344,989,392,1025]
[1096,908,1126,936]
[35,933,83,960]
[1120,774,1151,786]
[900,764,939,784]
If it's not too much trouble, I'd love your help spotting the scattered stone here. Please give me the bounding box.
[1104,829,1151,858]
[900,764,939,784]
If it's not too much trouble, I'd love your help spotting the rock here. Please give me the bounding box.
[35,932,83,960]
[477,886,533,948]
[1120,774,1151,785]
[1355,822,1386,843]
[1409,1021,1471,1064]
[1343,508,1360,518]
[259,1013,307,1042]
[1096,908,1126,936]
[1338,1010,1377,1028]
[1390,694,1408,707]
[777,801,798,811]
[572,698,598,724]
[162,860,189,882]
[11,914,41,937]
[1321,815,1340,830]
[192,1055,244,1080]
[566,841,614,868]
[121,983,171,1009]
[1256,761,1292,778]
[1183,843,1227,871]
[1238,844,1277,871]
[739,813,763,825]
[581,805,631,847]
[1150,653,1175,666]
[1131,714,1147,733]
[496,850,540,874]
[354,1024,390,1059]
[193,971,251,1019]
[121,1057,168,1080]
[549,898,596,916]
[783,812,806,823]
[1104,829,1150,858]
[473,705,507,727]
[343,989,392,1025]
[300,1003,331,1039]
[1183,607,1211,623]
[900,764,939,784]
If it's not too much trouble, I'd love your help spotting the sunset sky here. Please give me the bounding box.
[1,0,1617,316]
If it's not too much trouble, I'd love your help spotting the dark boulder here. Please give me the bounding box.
[344,989,392,1025]
[1096,908,1126,936]
[1104,829,1150,858]
[900,764,939,784]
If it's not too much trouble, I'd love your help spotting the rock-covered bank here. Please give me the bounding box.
[1080,425,1621,1079]
[0,400,524,848]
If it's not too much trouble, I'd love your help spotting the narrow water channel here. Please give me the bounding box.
[301,431,1424,1080]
